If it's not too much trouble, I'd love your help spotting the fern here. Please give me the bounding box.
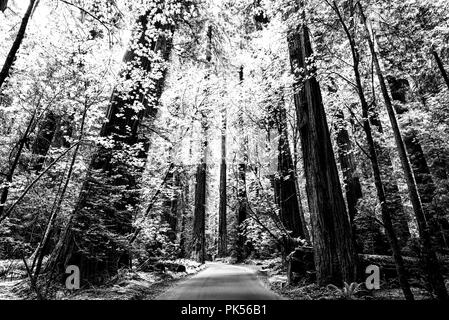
[327,282,364,300]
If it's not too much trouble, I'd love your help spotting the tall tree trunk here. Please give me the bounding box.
[287,23,358,286]
[217,105,227,257]
[333,110,363,237]
[273,96,306,241]
[192,157,207,263]
[178,173,189,258]
[235,65,250,262]
[192,25,213,263]
[367,105,410,247]
[359,3,449,300]
[432,50,449,91]
[0,0,38,92]
[332,1,414,299]
[46,11,174,285]
[387,76,449,250]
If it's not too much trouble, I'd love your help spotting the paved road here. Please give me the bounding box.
[157,262,282,300]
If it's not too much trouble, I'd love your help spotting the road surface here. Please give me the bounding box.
[157,262,282,300]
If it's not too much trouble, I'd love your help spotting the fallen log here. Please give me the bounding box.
[286,246,449,284]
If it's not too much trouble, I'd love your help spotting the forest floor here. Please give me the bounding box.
[0,258,206,300]
[1,257,447,300]
[245,258,443,300]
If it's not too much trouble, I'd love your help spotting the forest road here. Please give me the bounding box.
[156,262,283,300]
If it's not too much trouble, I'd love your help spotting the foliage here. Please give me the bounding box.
[327,282,364,300]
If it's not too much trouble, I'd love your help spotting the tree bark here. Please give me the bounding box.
[192,25,213,263]
[359,2,449,300]
[288,23,358,286]
[192,160,207,263]
[333,110,363,237]
[46,11,174,285]
[235,65,250,262]
[0,0,38,92]
[273,97,306,241]
[217,105,227,257]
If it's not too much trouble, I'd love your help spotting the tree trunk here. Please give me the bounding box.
[432,50,449,91]
[273,98,306,241]
[332,1,414,299]
[46,11,174,285]
[235,66,250,262]
[368,106,411,248]
[217,105,227,257]
[192,160,207,263]
[287,23,358,286]
[178,175,189,258]
[359,2,449,300]
[192,25,213,263]
[333,110,363,239]
[0,0,38,92]
[387,76,449,250]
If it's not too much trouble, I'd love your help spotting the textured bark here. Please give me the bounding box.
[273,100,306,240]
[333,110,363,233]
[359,3,448,300]
[235,66,250,262]
[288,24,358,286]
[192,161,207,263]
[46,11,174,284]
[236,161,248,262]
[0,0,37,92]
[178,178,189,258]
[192,25,213,263]
[217,106,227,257]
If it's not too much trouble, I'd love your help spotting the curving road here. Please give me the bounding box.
[157,262,283,300]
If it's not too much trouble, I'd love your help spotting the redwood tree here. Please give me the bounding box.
[217,103,228,257]
[288,22,358,285]
[273,94,306,241]
[47,6,177,284]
